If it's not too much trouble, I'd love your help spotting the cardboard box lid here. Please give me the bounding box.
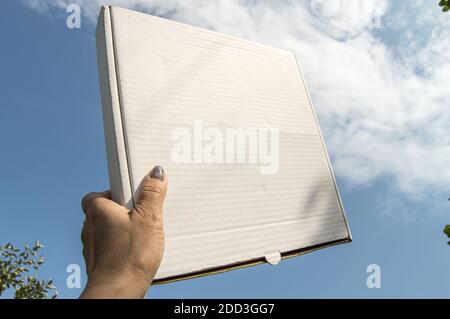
[96,6,351,283]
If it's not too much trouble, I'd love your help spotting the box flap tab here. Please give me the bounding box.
[264,251,281,265]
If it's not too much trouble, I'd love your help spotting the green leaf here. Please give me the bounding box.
[444,225,450,238]
[0,241,57,299]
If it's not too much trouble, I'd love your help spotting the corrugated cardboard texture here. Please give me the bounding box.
[96,6,351,283]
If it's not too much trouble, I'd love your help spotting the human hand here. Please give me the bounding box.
[79,165,167,299]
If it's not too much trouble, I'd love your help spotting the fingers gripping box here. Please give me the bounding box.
[96,5,351,283]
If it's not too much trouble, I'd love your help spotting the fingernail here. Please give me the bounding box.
[149,165,165,181]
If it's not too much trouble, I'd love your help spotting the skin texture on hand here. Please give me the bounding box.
[79,165,167,299]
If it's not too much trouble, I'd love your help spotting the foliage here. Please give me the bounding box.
[0,241,57,299]
[439,0,450,12]
[444,225,450,245]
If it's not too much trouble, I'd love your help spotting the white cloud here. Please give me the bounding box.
[21,0,450,215]
[308,0,388,39]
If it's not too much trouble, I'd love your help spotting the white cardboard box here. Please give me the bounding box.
[96,5,351,283]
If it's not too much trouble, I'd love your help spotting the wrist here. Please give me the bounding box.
[80,268,151,299]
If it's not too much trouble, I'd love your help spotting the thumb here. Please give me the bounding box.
[133,165,168,219]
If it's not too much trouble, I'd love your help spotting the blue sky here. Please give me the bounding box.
[1,0,449,298]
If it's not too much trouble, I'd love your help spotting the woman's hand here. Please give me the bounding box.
[79,165,167,299]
